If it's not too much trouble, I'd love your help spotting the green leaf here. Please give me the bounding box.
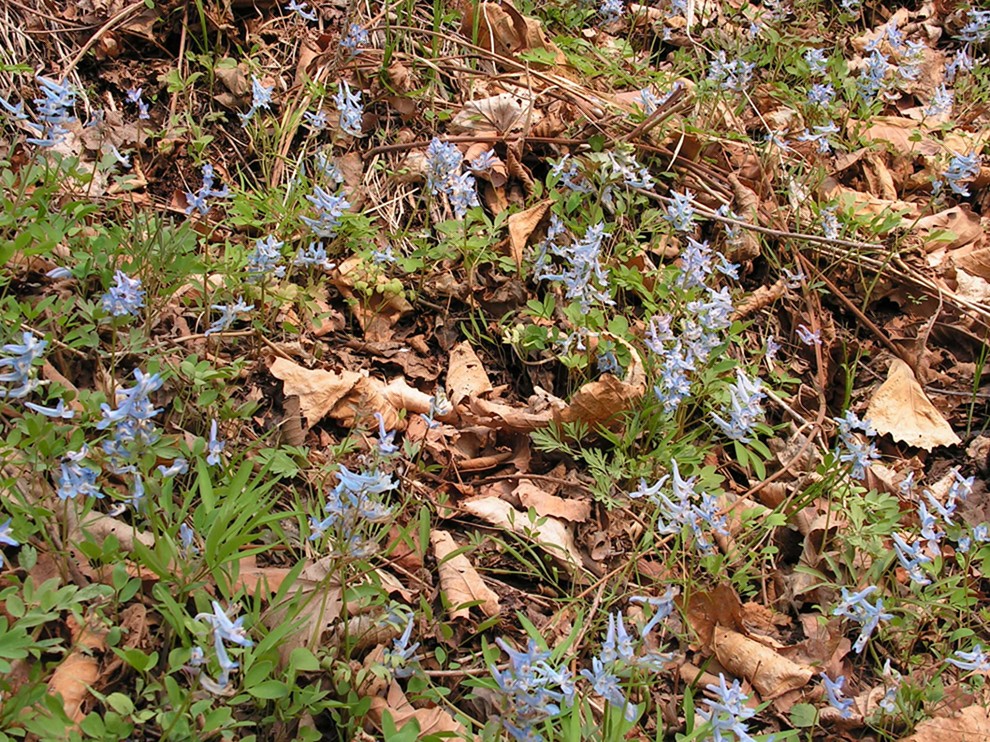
[247,679,289,699]
[789,703,819,728]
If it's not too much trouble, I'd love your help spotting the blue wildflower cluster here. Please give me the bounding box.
[205,298,254,336]
[947,644,990,674]
[286,0,317,21]
[698,674,758,741]
[0,332,47,400]
[24,77,77,148]
[711,369,765,443]
[96,369,164,473]
[301,185,350,239]
[630,460,729,554]
[833,410,879,480]
[599,0,622,23]
[643,234,737,415]
[707,51,756,92]
[293,242,336,270]
[424,138,480,218]
[57,445,103,500]
[820,672,854,718]
[490,638,575,741]
[246,235,286,280]
[240,76,274,126]
[939,151,981,197]
[184,164,231,216]
[126,88,150,119]
[309,464,396,557]
[101,270,145,318]
[832,585,893,654]
[334,81,363,136]
[341,24,370,57]
[193,601,253,694]
[533,217,615,312]
[549,155,593,194]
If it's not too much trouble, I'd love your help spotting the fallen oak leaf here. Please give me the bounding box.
[866,357,960,450]
[713,626,814,699]
[431,529,501,619]
[514,479,590,523]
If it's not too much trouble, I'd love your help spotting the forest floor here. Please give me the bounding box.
[2,0,990,740]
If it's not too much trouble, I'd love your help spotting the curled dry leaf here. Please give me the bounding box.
[460,496,586,580]
[450,92,538,135]
[866,358,961,450]
[713,626,814,699]
[367,679,469,739]
[49,617,105,725]
[514,479,590,523]
[915,206,983,253]
[431,529,501,619]
[507,200,551,272]
[448,340,493,407]
[682,583,744,649]
[896,705,990,741]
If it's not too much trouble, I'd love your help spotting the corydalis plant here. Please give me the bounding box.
[424,138,479,219]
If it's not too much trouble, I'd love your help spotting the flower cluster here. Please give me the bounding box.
[711,370,765,443]
[194,601,253,694]
[599,0,623,24]
[309,465,396,556]
[698,674,758,741]
[947,644,990,674]
[833,410,879,480]
[424,138,479,218]
[0,332,47,399]
[533,218,614,312]
[286,0,317,21]
[293,242,336,270]
[57,446,103,500]
[380,612,420,678]
[821,673,853,718]
[490,638,574,741]
[101,270,145,318]
[246,235,286,280]
[940,151,981,197]
[126,88,150,119]
[549,155,593,193]
[707,51,756,92]
[301,185,350,238]
[630,460,729,554]
[96,369,164,472]
[240,76,274,126]
[341,24,369,57]
[334,81,363,136]
[26,77,77,148]
[205,298,254,336]
[184,164,231,216]
[832,585,893,654]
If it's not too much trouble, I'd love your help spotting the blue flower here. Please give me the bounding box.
[381,613,420,677]
[947,644,990,673]
[491,638,574,740]
[301,185,350,238]
[956,9,990,45]
[374,412,399,456]
[26,77,77,148]
[858,49,890,102]
[285,0,317,21]
[205,299,254,336]
[711,369,765,443]
[599,0,623,24]
[240,76,274,126]
[125,88,150,119]
[246,235,286,280]
[664,189,696,232]
[943,151,981,197]
[341,24,369,56]
[206,419,225,466]
[832,585,893,654]
[698,674,757,741]
[184,164,231,216]
[198,600,253,648]
[536,221,614,312]
[333,80,363,136]
[293,242,336,270]
[24,399,74,419]
[0,518,18,569]
[796,324,821,346]
[707,51,756,92]
[0,332,47,399]
[424,138,479,217]
[179,523,198,555]
[923,84,953,118]
[631,587,678,640]
[58,447,103,500]
[891,533,931,586]
[0,95,28,121]
[580,656,637,722]
[600,611,636,664]
[820,673,853,718]
[803,48,829,75]
[158,458,189,478]
[102,270,145,318]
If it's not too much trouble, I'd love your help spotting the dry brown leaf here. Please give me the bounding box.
[270,357,364,430]
[507,200,551,271]
[850,116,937,156]
[431,529,501,619]
[448,341,493,407]
[514,479,590,523]
[713,627,814,699]
[49,618,105,725]
[450,92,538,135]
[461,496,586,579]
[897,705,990,741]
[465,396,554,431]
[915,205,984,253]
[368,679,469,738]
[866,358,961,450]
[682,583,744,649]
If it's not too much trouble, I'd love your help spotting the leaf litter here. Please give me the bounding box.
[1,0,990,740]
